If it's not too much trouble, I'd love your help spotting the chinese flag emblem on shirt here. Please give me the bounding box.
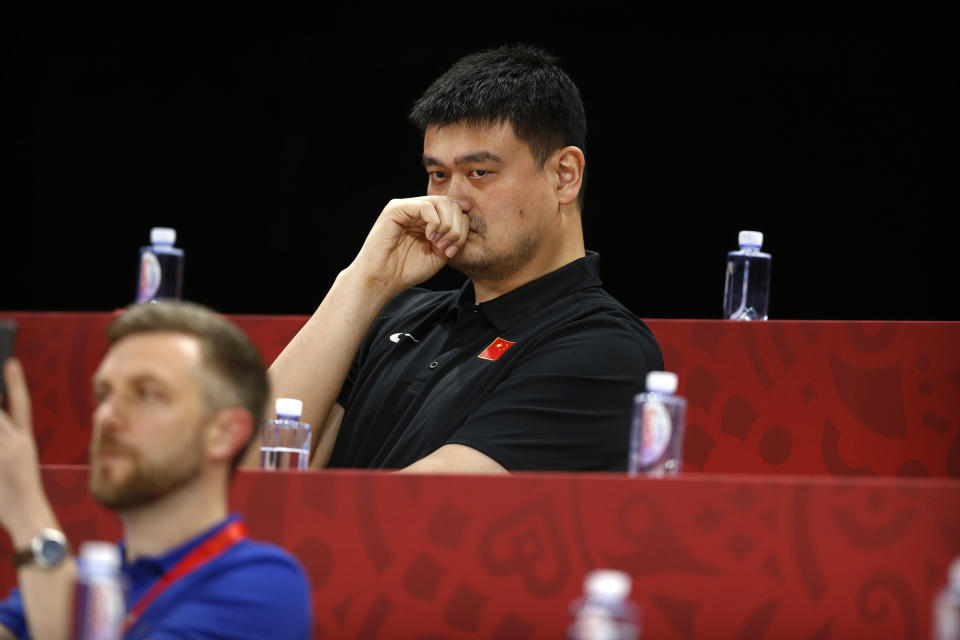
[478,337,516,361]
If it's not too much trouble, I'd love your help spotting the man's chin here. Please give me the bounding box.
[90,456,129,487]
[89,461,153,510]
[90,457,203,511]
[91,479,167,511]
[90,474,137,510]
[448,245,487,276]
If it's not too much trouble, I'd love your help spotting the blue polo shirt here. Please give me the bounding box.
[0,514,312,639]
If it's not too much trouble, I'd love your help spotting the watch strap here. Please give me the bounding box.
[11,547,35,568]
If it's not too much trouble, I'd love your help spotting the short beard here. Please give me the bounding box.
[449,213,542,282]
[89,434,204,511]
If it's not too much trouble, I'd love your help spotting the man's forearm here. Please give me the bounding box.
[266,266,397,466]
[243,196,468,469]
[16,559,76,639]
[0,357,76,638]
[6,504,75,640]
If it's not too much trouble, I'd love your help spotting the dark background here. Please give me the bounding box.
[3,13,957,320]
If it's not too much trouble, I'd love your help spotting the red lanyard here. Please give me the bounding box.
[122,520,249,633]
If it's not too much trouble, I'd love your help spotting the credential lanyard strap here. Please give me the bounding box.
[122,520,249,633]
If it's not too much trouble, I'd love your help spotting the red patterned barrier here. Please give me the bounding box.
[3,313,959,476]
[1,467,957,639]
[651,320,960,478]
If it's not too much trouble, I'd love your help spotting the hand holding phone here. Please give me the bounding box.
[0,319,18,402]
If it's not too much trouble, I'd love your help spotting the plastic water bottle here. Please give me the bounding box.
[629,371,687,476]
[71,541,126,640]
[722,230,771,320]
[136,227,185,303]
[934,557,960,640]
[260,398,312,470]
[567,569,640,640]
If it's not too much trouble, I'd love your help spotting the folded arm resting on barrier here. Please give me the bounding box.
[242,196,474,471]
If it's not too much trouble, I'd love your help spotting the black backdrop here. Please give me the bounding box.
[3,15,957,320]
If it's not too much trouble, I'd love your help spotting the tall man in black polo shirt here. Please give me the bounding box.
[264,45,663,473]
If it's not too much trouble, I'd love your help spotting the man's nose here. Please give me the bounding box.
[446,176,473,213]
[92,396,122,433]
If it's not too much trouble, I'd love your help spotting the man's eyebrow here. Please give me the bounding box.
[91,371,169,391]
[129,373,168,386]
[422,151,504,167]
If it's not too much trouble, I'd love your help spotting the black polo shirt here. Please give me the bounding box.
[328,251,664,471]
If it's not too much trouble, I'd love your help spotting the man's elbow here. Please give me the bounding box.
[399,444,509,474]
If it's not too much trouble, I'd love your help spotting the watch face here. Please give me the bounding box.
[28,530,69,568]
[39,538,67,567]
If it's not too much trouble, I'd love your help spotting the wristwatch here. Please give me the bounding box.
[12,528,70,569]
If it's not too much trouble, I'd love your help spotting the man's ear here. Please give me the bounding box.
[554,146,585,206]
[204,408,253,464]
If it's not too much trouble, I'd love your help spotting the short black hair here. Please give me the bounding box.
[409,44,587,180]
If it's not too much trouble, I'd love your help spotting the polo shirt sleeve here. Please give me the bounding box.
[337,287,452,411]
[0,588,26,639]
[336,288,423,410]
[445,314,663,472]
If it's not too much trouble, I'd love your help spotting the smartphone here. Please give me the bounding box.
[0,319,17,401]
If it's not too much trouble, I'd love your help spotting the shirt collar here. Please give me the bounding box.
[120,513,243,574]
[454,251,603,332]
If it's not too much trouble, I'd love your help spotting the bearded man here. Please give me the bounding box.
[0,301,312,639]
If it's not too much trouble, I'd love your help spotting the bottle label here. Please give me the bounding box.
[639,400,672,467]
[137,251,161,303]
[76,579,126,640]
